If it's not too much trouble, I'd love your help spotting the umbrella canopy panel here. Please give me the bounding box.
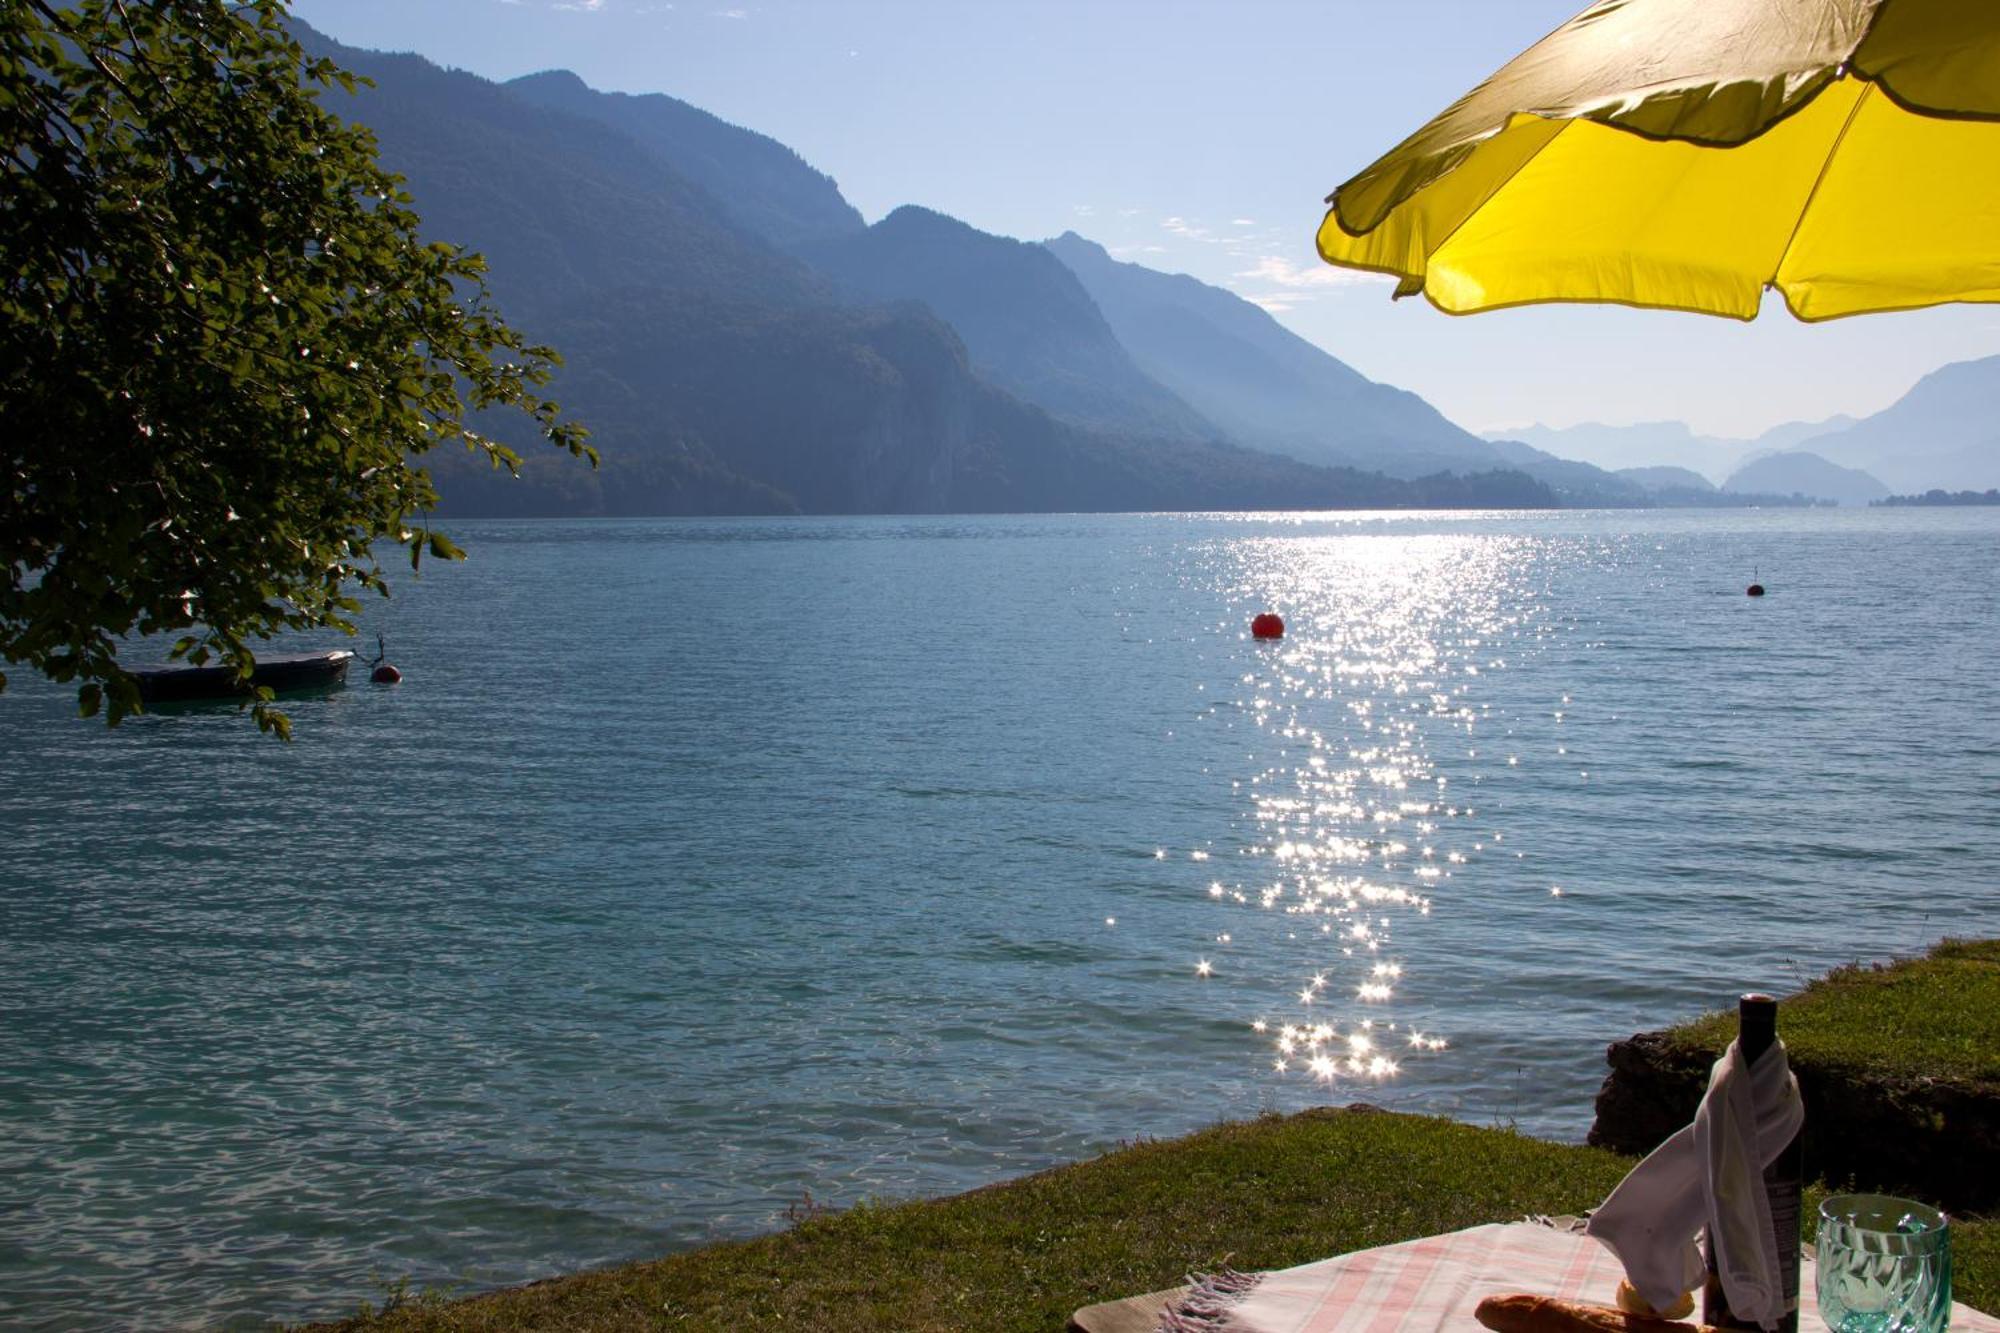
[1320,0,2000,321]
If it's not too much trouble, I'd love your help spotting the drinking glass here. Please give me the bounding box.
[1816,1194,1951,1333]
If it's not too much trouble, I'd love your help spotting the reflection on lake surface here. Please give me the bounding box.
[1,508,1996,1328]
[1200,530,1543,1085]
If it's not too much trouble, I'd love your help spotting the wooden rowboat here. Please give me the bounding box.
[132,650,355,704]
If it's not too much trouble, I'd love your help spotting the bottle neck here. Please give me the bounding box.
[1738,992,1777,1062]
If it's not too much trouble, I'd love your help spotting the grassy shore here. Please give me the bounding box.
[1667,938,2000,1087]
[320,1105,1993,1331]
[320,941,2000,1330]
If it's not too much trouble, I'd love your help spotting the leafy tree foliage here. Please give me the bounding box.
[1,0,591,734]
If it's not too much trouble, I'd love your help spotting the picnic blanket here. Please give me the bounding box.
[1063,1220,2000,1333]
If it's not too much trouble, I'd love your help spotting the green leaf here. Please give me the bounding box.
[425,531,465,561]
[0,0,586,737]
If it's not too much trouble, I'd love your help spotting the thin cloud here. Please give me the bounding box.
[713,6,748,16]
[552,0,605,10]
[1163,215,1257,246]
[1233,254,1383,293]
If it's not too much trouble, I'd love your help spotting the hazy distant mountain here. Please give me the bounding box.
[1475,437,1817,507]
[801,208,1218,443]
[1486,365,1998,495]
[1618,466,1716,493]
[1482,421,1751,482]
[300,44,828,322]
[1753,414,1857,453]
[1473,439,1686,505]
[294,24,1555,515]
[504,69,865,250]
[1723,452,1888,506]
[1790,356,2000,493]
[1043,233,1505,480]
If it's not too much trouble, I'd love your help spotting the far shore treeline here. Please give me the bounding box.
[1875,489,2000,506]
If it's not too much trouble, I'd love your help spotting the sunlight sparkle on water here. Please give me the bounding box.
[1190,531,1549,1087]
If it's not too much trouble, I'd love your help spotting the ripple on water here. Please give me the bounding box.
[1,509,1997,1327]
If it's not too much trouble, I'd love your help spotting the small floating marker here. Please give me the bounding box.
[1250,612,1285,640]
[366,631,401,683]
[1746,583,1765,597]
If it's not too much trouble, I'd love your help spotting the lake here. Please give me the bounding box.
[2,507,1996,1328]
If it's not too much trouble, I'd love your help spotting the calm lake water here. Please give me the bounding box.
[3,507,1997,1328]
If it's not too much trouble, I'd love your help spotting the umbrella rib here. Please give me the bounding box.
[1402,118,1580,288]
[1769,81,1874,292]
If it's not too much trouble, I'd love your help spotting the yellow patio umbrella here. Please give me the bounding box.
[1318,0,2000,321]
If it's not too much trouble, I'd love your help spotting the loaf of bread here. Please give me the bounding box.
[1473,1292,1713,1333]
[1615,1279,1695,1320]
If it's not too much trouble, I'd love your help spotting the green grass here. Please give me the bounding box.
[316,1108,1633,1331]
[313,940,2000,1329]
[1957,1220,2000,1321]
[312,1106,1997,1331]
[1666,938,2000,1087]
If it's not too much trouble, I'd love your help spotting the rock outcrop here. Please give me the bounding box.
[1589,1031,2000,1214]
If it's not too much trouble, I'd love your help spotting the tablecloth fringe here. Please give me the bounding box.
[1157,1268,1262,1331]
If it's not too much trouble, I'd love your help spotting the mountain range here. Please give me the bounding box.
[1795,356,2000,493]
[1041,233,1502,480]
[1483,419,1847,483]
[1484,353,2000,501]
[802,207,1219,444]
[293,23,1558,517]
[1722,452,1889,506]
[298,22,1988,515]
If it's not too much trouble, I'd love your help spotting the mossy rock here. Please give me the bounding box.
[1588,939,2000,1212]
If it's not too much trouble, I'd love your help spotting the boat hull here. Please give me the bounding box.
[132,651,355,704]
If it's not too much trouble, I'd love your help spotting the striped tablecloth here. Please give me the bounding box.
[1144,1221,2000,1333]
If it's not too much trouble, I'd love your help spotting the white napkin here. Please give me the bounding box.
[1585,1037,1804,1330]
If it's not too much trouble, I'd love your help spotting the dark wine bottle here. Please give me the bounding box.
[1702,993,1802,1333]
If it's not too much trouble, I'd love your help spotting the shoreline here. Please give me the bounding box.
[307,1105,1996,1332]
[307,1106,1637,1331]
[311,939,2000,1330]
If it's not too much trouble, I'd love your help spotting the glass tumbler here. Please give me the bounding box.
[1816,1194,1951,1333]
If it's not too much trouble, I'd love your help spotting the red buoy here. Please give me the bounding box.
[1251,612,1285,640]
[371,663,403,684]
[1746,584,1765,598]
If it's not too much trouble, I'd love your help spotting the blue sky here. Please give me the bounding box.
[292,0,2000,439]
